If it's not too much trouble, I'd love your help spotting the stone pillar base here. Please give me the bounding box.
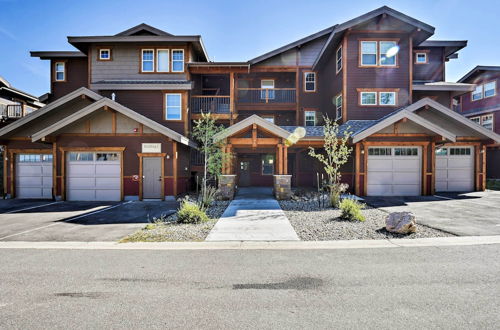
[218,175,237,200]
[273,175,292,200]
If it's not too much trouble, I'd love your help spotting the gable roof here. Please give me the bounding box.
[213,114,292,142]
[0,87,102,137]
[458,66,500,83]
[115,23,173,36]
[313,6,435,69]
[352,98,500,143]
[31,97,195,147]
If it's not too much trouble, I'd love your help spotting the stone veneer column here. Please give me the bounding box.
[218,175,236,200]
[273,175,292,200]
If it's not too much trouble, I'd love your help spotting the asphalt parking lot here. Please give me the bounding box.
[364,190,500,236]
[0,199,178,242]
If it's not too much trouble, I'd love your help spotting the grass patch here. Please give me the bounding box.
[487,179,500,191]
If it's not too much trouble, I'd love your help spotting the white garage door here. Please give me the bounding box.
[367,147,421,196]
[15,154,53,199]
[66,152,121,201]
[436,146,474,192]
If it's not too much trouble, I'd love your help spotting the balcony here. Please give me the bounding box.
[0,104,31,119]
[190,95,230,114]
[236,88,296,111]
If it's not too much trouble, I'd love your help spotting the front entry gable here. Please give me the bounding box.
[213,114,292,143]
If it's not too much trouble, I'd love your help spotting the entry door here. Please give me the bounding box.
[143,157,162,199]
[238,160,251,187]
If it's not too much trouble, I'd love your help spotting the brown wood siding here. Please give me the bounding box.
[460,73,500,120]
[50,58,88,102]
[412,47,445,82]
[346,32,411,121]
[298,68,322,125]
[317,41,343,123]
[413,90,452,108]
[236,111,295,126]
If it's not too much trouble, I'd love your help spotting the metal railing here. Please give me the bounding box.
[0,104,24,119]
[236,88,296,104]
[190,96,231,114]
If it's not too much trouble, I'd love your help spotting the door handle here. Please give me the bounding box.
[158,176,162,181]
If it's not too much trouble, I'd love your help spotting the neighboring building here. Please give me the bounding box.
[0,76,44,126]
[454,66,500,179]
[1,6,499,201]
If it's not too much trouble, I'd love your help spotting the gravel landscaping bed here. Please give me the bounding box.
[120,200,230,242]
[279,198,454,241]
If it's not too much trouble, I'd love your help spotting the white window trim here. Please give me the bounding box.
[171,49,185,73]
[54,62,65,81]
[99,48,111,60]
[262,115,275,124]
[304,72,316,92]
[379,41,398,67]
[481,114,494,130]
[261,79,275,100]
[470,116,481,124]
[335,94,342,120]
[379,92,396,106]
[360,92,378,105]
[141,49,155,72]
[156,49,170,73]
[165,93,182,121]
[415,52,427,64]
[360,41,378,67]
[483,81,497,98]
[336,46,343,73]
[304,111,316,126]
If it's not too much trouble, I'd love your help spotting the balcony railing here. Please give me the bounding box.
[0,104,24,119]
[190,96,231,114]
[237,88,296,104]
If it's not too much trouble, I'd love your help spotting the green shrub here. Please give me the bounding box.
[177,201,209,224]
[339,198,365,222]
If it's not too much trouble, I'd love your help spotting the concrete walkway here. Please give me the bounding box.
[205,187,299,241]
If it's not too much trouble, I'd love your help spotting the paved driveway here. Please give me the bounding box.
[0,199,177,242]
[364,190,500,236]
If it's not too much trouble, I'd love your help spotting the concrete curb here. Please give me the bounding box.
[0,236,499,250]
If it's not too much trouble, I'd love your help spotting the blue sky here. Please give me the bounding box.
[0,0,497,96]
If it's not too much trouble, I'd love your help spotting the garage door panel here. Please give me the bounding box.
[436,146,474,192]
[68,177,96,189]
[367,171,392,184]
[94,164,120,177]
[16,156,53,199]
[393,184,420,196]
[367,184,393,196]
[393,159,419,170]
[95,190,120,201]
[68,189,96,201]
[367,159,393,170]
[95,177,121,189]
[447,158,472,169]
[17,165,43,176]
[68,164,95,177]
[448,181,473,192]
[436,158,448,168]
[393,172,420,184]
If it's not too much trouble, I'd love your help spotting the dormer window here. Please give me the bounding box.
[141,49,154,72]
[172,49,184,72]
[54,62,65,81]
[99,48,111,60]
[415,52,427,64]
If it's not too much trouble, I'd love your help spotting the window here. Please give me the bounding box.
[304,72,316,92]
[368,148,392,156]
[96,153,119,161]
[141,49,154,72]
[470,116,481,125]
[449,148,471,156]
[472,85,483,101]
[157,49,169,72]
[165,94,182,120]
[360,92,377,105]
[262,115,275,124]
[304,111,316,126]
[262,154,275,175]
[172,49,184,72]
[394,148,418,156]
[55,62,65,81]
[18,154,53,163]
[435,148,448,156]
[69,152,94,161]
[99,49,111,60]
[379,41,397,66]
[335,94,342,120]
[261,79,275,100]
[360,41,377,66]
[336,46,342,73]
[481,114,493,130]
[484,81,496,98]
[415,53,427,64]
[379,92,396,106]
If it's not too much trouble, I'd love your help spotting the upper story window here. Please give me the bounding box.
[335,94,342,120]
[99,49,111,61]
[415,52,427,64]
[261,79,275,99]
[157,49,169,72]
[262,115,275,124]
[165,93,182,120]
[172,49,184,72]
[304,110,316,126]
[471,81,496,101]
[54,62,65,81]
[359,89,398,106]
[141,49,154,72]
[471,114,494,130]
[304,72,316,92]
[360,40,398,67]
[336,46,342,73]
[470,116,481,125]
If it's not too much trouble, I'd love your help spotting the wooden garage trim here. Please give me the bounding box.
[8,149,53,199]
[60,147,125,201]
[137,153,167,201]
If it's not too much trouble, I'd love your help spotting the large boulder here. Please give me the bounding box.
[385,212,417,234]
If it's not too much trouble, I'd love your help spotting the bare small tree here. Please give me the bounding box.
[308,116,352,207]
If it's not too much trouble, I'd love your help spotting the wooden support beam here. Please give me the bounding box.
[482,145,487,190]
[283,145,288,175]
[355,143,360,196]
[252,124,257,149]
[173,142,178,196]
[229,72,235,125]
